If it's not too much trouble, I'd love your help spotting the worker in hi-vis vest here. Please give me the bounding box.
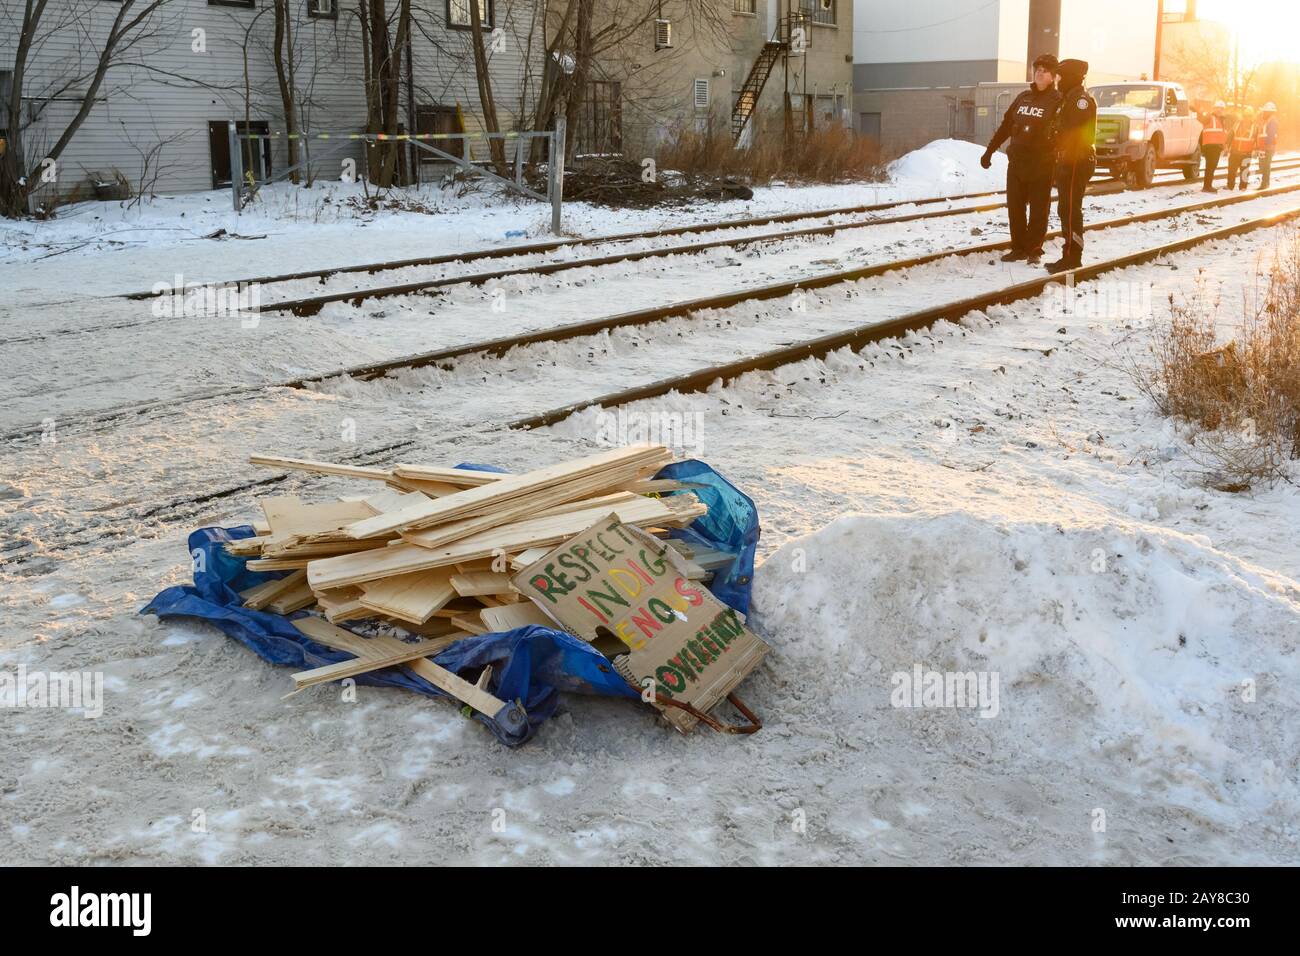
[981,53,1062,263]
[1228,107,1256,190]
[1257,103,1278,189]
[1200,101,1228,193]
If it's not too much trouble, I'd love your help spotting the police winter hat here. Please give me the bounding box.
[1032,54,1059,72]
[1057,58,1088,83]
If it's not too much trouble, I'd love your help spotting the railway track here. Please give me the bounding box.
[7,186,1299,572]
[7,178,1300,445]
[118,165,1175,299]
[234,163,1300,315]
[512,202,1300,429]
[9,161,1291,353]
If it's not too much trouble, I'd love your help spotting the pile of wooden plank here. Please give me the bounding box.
[228,445,729,716]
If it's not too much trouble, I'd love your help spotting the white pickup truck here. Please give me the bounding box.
[1090,81,1204,188]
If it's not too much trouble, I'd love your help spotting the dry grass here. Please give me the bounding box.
[655,121,885,185]
[1135,228,1300,489]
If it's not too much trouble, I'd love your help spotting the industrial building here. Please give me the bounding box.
[853,0,1163,157]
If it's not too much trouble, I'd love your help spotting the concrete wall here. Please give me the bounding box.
[853,0,1160,157]
[1058,0,1158,83]
[854,87,979,157]
[1,0,544,201]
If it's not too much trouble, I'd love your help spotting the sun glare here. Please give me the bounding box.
[1193,0,1300,65]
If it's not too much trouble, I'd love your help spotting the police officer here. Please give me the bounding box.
[981,54,1061,263]
[1047,58,1096,274]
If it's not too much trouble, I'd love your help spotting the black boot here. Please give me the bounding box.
[1001,249,1028,262]
[1045,258,1075,274]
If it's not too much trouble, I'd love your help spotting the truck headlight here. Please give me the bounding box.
[1129,127,1145,141]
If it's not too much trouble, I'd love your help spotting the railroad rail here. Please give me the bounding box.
[7,179,1299,444]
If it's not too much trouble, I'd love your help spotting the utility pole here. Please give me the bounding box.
[1231,29,1240,104]
[1153,0,1164,81]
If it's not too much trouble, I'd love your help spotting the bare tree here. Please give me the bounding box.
[356,0,411,186]
[466,0,508,174]
[1,0,179,217]
[273,0,300,182]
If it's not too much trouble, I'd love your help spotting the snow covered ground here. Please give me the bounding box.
[2,140,1298,865]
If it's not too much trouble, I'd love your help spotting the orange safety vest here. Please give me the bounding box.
[1232,123,1256,153]
[1202,114,1227,146]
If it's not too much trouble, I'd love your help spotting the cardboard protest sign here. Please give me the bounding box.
[512,514,769,732]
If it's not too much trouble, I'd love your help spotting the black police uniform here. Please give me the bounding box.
[1050,64,1097,271]
[985,84,1062,257]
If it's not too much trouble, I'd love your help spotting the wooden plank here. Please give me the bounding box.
[399,487,640,551]
[480,602,551,633]
[358,566,457,625]
[292,618,509,719]
[451,613,489,635]
[249,455,392,482]
[509,547,550,570]
[315,586,372,623]
[241,569,307,610]
[339,445,671,540]
[267,578,317,614]
[388,477,465,497]
[450,571,515,597]
[363,488,429,514]
[259,537,393,560]
[391,464,508,486]
[288,635,457,692]
[227,536,268,557]
[308,495,705,591]
[689,548,736,571]
[619,479,705,494]
[262,496,374,537]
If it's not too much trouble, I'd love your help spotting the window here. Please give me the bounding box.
[693,78,710,109]
[208,0,255,8]
[447,0,492,30]
[732,0,757,12]
[307,0,337,19]
[800,0,836,26]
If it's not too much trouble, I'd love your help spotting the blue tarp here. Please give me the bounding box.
[142,459,758,746]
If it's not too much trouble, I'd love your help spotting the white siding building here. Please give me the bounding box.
[1,0,545,201]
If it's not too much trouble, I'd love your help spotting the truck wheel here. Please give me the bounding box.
[1133,145,1156,189]
[1182,152,1202,181]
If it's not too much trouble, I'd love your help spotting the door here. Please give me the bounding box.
[415,105,464,160]
[208,120,272,188]
[859,112,881,141]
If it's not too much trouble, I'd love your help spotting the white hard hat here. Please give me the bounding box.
[1214,100,1226,109]
[1262,102,1277,112]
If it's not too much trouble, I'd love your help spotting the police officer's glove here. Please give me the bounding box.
[980,149,993,169]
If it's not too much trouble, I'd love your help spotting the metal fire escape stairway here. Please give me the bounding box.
[731,39,788,143]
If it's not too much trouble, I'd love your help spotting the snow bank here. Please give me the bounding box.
[751,512,1300,825]
[887,138,1006,192]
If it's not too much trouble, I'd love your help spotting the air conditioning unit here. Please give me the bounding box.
[655,19,673,51]
[309,0,336,16]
